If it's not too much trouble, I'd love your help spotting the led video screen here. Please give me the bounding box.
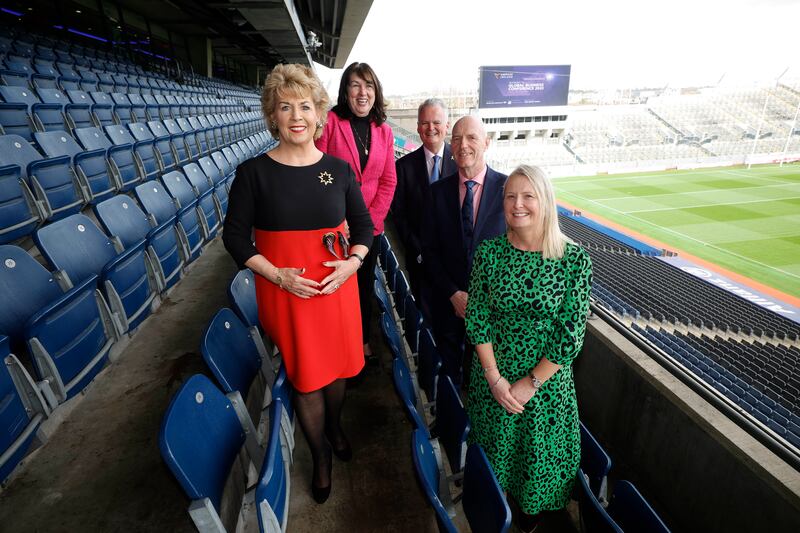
[479,65,571,108]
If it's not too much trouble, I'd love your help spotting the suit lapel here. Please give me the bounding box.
[337,117,362,180]
[442,144,457,178]
[414,148,429,188]
[473,168,503,240]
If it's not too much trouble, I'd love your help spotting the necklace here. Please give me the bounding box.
[352,123,370,155]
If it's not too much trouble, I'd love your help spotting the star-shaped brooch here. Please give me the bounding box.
[318,171,333,185]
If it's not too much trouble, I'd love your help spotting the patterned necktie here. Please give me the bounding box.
[430,154,441,183]
[461,180,477,258]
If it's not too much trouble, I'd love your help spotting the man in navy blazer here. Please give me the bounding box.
[422,115,507,388]
[392,99,457,316]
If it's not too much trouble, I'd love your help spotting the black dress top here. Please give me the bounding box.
[223,153,374,269]
[350,115,370,171]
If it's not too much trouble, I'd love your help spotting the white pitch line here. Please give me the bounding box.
[724,169,797,185]
[560,189,800,282]
[625,196,800,214]
[592,182,800,201]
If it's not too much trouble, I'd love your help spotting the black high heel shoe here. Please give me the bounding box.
[311,449,333,504]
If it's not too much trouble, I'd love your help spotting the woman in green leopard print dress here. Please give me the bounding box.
[465,165,592,528]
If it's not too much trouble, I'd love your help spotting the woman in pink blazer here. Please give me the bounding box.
[316,62,397,367]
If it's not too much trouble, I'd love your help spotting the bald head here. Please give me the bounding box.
[451,115,490,178]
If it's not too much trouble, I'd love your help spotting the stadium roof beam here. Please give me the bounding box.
[293,0,373,68]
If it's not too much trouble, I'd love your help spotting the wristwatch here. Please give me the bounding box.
[529,369,543,389]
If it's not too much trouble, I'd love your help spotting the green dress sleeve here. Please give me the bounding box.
[544,244,593,366]
[466,240,495,346]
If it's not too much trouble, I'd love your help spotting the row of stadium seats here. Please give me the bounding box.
[0,115,272,486]
[376,233,673,532]
[633,324,800,449]
[374,234,512,532]
[0,115,265,243]
[160,280,294,531]
[559,213,800,454]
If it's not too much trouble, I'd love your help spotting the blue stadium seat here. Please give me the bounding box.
[166,119,200,162]
[577,467,622,533]
[462,444,512,533]
[418,328,442,406]
[580,421,612,502]
[227,268,274,360]
[270,364,296,453]
[34,213,158,332]
[0,335,49,485]
[0,85,36,140]
[152,119,191,167]
[109,93,134,124]
[607,480,671,533]
[88,91,118,127]
[0,244,118,403]
[64,90,95,130]
[93,194,184,292]
[184,117,211,156]
[33,129,116,203]
[134,180,201,264]
[183,162,222,234]
[433,375,470,474]
[201,308,274,435]
[410,428,458,533]
[0,65,31,88]
[0,133,86,221]
[404,294,423,355]
[100,124,143,191]
[381,311,404,360]
[0,164,43,244]
[393,356,427,431]
[379,233,391,270]
[255,398,291,533]
[211,150,234,182]
[124,93,147,123]
[386,251,400,292]
[77,69,98,92]
[70,126,123,202]
[145,120,177,172]
[163,168,217,242]
[96,72,114,93]
[374,276,392,316]
[141,94,165,121]
[159,374,262,532]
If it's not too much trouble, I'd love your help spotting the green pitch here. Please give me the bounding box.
[554,164,800,299]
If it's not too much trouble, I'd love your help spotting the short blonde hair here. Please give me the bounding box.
[261,64,330,140]
[507,164,570,259]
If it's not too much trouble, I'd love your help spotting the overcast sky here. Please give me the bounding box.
[315,0,800,95]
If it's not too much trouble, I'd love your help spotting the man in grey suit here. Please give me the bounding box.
[392,99,457,317]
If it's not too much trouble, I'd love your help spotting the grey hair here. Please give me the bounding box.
[418,98,449,121]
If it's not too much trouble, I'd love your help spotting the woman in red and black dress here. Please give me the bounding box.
[223,64,373,504]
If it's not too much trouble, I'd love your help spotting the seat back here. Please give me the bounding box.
[93,194,150,248]
[133,181,178,224]
[0,164,41,244]
[0,85,39,105]
[34,213,117,284]
[434,375,470,474]
[228,268,260,330]
[417,328,442,404]
[577,468,622,533]
[159,374,246,511]
[33,130,82,159]
[580,421,612,500]
[255,398,290,533]
[74,126,112,151]
[0,336,45,484]
[104,124,136,146]
[198,156,224,186]
[395,271,410,320]
[392,356,427,431]
[0,244,63,341]
[404,294,423,354]
[386,251,399,292]
[182,162,212,195]
[410,428,458,533]
[462,444,512,533]
[607,481,671,533]
[128,122,154,141]
[374,277,391,316]
[161,170,196,208]
[380,311,403,360]
[201,308,261,396]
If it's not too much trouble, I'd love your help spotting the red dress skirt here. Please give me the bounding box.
[254,220,364,392]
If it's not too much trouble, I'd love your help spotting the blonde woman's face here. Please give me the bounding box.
[503,174,541,231]
[272,93,320,146]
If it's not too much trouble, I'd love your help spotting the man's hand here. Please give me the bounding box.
[450,290,468,318]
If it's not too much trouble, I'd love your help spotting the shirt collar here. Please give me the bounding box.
[459,165,488,186]
[423,145,445,163]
